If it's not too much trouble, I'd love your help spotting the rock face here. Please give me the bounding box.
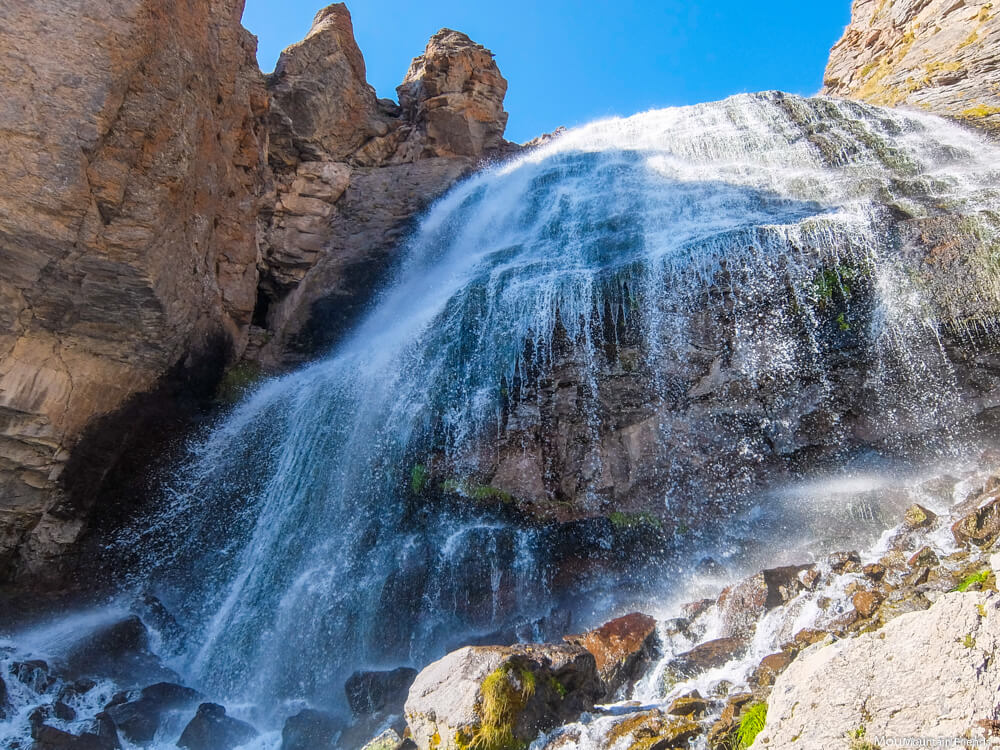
[823,0,1000,130]
[0,0,267,582]
[253,7,516,367]
[403,644,601,750]
[0,1,514,584]
[752,591,1000,748]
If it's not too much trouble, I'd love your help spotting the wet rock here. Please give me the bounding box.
[107,682,202,744]
[177,703,257,750]
[903,504,937,529]
[707,693,754,749]
[908,546,939,568]
[681,599,714,619]
[717,565,814,638]
[280,708,342,750]
[11,660,55,693]
[564,612,659,698]
[52,700,76,721]
[404,644,601,750]
[862,563,885,581]
[0,673,6,718]
[789,628,829,650]
[345,667,418,717]
[64,616,174,685]
[58,678,97,703]
[604,709,701,750]
[665,692,707,718]
[756,592,1000,747]
[30,724,78,748]
[88,712,121,750]
[952,499,1000,547]
[750,651,794,688]
[661,638,747,691]
[827,551,861,574]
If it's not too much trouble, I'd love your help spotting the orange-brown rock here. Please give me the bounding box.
[823,0,1000,130]
[564,612,659,698]
[0,0,267,581]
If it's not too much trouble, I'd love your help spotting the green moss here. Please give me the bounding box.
[837,312,851,331]
[466,663,536,750]
[549,676,567,699]
[954,569,991,592]
[443,478,515,505]
[810,266,856,308]
[411,464,429,495]
[216,361,263,404]
[735,703,767,749]
[609,511,663,530]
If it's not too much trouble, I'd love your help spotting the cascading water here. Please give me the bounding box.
[4,92,1000,748]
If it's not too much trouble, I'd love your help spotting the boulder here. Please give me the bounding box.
[177,703,257,750]
[64,616,175,685]
[753,591,1000,747]
[952,498,1000,547]
[903,504,937,529]
[604,709,701,750]
[750,651,794,688]
[107,682,202,744]
[280,708,342,750]
[716,566,815,638]
[361,728,410,750]
[11,659,55,693]
[564,612,659,698]
[345,667,419,717]
[403,644,601,750]
[661,637,747,692]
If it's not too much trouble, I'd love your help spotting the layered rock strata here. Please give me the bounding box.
[824,0,1000,130]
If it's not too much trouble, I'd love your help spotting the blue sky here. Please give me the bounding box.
[242,1,852,144]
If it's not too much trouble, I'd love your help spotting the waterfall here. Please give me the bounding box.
[5,92,1000,744]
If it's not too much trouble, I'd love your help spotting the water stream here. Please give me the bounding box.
[3,92,1000,748]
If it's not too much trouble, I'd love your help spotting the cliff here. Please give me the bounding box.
[823,0,1000,130]
[0,1,513,584]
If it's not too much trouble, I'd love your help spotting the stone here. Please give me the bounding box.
[403,644,601,750]
[52,701,76,721]
[908,546,939,568]
[0,0,267,582]
[177,703,257,750]
[361,728,408,750]
[824,0,1000,131]
[345,667,419,717]
[604,709,701,750]
[852,589,882,618]
[11,659,55,693]
[716,565,815,638]
[564,612,659,698]
[661,638,747,691]
[107,682,202,744]
[952,498,1000,547]
[64,616,174,685]
[827,550,861,574]
[903,503,937,529]
[750,651,794,688]
[280,708,342,750]
[665,692,707,718]
[755,591,1000,747]
[862,563,885,581]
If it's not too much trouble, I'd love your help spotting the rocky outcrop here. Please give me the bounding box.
[0,1,514,584]
[0,0,267,582]
[753,590,1000,747]
[403,644,601,750]
[253,7,516,367]
[823,0,1000,130]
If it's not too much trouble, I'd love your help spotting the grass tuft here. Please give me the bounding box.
[735,702,767,749]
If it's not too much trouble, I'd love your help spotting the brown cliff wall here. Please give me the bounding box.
[0,1,514,584]
[0,0,268,581]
